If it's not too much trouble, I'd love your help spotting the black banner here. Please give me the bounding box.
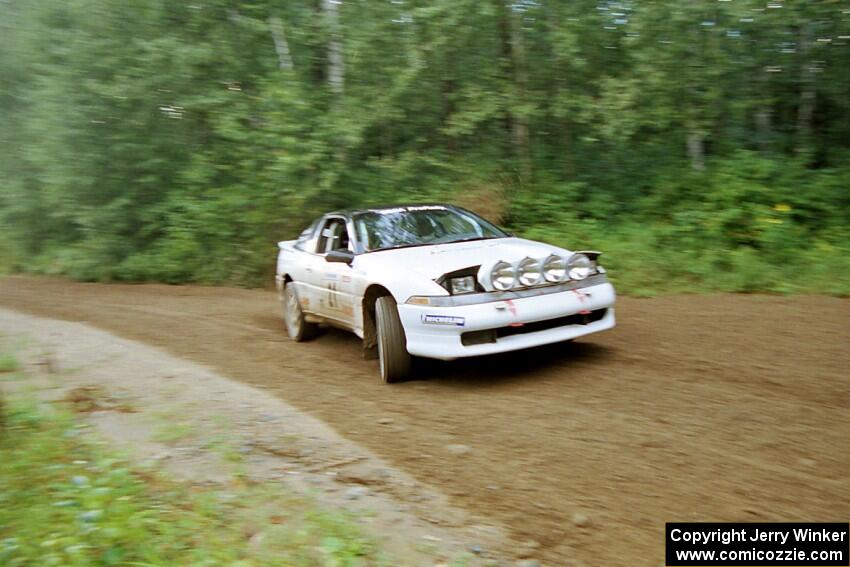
[666,523,849,566]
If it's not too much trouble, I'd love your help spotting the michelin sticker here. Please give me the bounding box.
[422,314,465,326]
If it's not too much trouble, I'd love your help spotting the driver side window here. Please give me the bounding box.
[315,218,352,254]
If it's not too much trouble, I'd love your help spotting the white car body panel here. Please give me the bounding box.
[276,210,616,360]
[399,282,615,359]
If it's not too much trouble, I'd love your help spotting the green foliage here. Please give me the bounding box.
[0,394,387,566]
[0,353,20,374]
[0,0,848,292]
[513,154,850,295]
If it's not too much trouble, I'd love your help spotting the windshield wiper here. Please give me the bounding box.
[369,235,504,253]
[438,236,504,245]
[371,242,434,252]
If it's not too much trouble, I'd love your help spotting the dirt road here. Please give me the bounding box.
[2,276,848,565]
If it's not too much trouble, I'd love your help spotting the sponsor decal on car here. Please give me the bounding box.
[421,314,466,327]
[571,289,592,315]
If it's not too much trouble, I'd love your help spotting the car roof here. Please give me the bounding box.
[326,203,459,218]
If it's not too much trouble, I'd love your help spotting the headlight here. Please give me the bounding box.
[491,261,516,290]
[517,257,543,286]
[449,275,475,294]
[543,254,567,282]
[567,253,594,280]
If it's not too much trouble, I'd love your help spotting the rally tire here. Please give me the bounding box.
[375,296,411,383]
[282,282,319,342]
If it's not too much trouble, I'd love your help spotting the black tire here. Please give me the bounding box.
[282,282,319,342]
[375,295,411,383]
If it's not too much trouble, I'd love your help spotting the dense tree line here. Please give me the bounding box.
[1,0,848,292]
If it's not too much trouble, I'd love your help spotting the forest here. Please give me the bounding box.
[1,0,848,294]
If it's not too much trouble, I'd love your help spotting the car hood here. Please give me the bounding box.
[361,237,570,280]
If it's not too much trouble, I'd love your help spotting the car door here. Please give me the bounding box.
[285,218,322,316]
[312,217,357,328]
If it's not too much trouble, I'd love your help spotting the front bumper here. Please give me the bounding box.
[398,281,616,360]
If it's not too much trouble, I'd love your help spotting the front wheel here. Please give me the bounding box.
[282,282,318,342]
[375,296,411,383]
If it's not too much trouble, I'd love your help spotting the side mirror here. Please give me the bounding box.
[325,249,355,265]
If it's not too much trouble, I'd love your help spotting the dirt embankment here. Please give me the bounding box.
[1,307,506,566]
[1,276,848,566]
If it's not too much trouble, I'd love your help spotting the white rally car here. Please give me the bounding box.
[275,204,616,382]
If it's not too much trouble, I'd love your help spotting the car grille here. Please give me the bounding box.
[460,308,608,346]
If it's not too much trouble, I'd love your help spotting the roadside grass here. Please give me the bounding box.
[0,352,20,373]
[519,221,850,297]
[151,420,195,444]
[0,392,390,566]
[203,432,245,464]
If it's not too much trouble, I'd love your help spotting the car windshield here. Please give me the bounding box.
[353,206,508,252]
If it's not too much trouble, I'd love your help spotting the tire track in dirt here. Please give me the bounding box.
[1,276,848,566]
